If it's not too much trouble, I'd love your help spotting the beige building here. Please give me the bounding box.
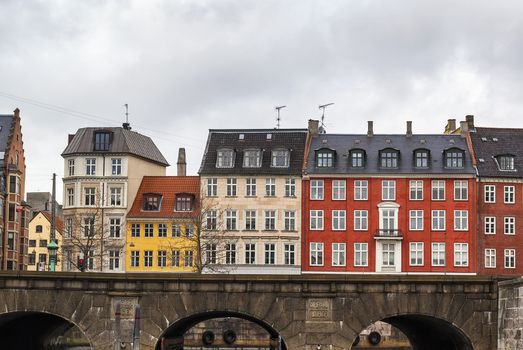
[61,124,169,272]
[27,212,63,271]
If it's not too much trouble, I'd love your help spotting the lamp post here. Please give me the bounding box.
[47,240,58,272]
[47,173,58,272]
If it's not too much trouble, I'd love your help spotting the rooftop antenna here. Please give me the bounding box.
[123,103,131,130]
[319,102,334,133]
[275,105,286,129]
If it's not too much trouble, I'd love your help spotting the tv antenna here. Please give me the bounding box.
[275,105,286,129]
[319,102,334,133]
[123,103,131,130]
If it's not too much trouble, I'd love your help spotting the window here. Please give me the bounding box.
[130,251,140,267]
[144,223,153,237]
[409,210,424,231]
[157,250,167,267]
[84,187,96,206]
[310,180,324,200]
[432,243,446,266]
[380,149,399,168]
[68,159,75,176]
[285,178,296,197]
[226,210,237,230]
[110,187,122,206]
[8,204,14,222]
[207,178,217,196]
[265,178,276,196]
[144,251,153,267]
[7,232,15,250]
[332,210,346,230]
[332,243,346,266]
[432,180,445,200]
[184,251,194,267]
[171,250,180,267]
[453,210,468,231]
[94,132,110,151]
[226,178,237,196]
[409,180,423,200]
[86,250,95,270]
[39,239,47,247]
[504,186,515,204]
[143,194,161,211]
[185,224,194,238]
[111,158,122,175]
[310,210,324,230]
[410,242,424,266]
[264,210,276,230]
[29,239,36,247]
[382,243,396,267]
[484,185,496,203]
[504,217,515,235]
[28,253,36,265]
[175,195,193,211]
[83,217,94,238]
[332,180,346,200]
[432,210,446,231]
[485,217,496,235]
[454,243,469,267]
[382,180,396,200]
[350,149,365,167]
[354,210,368,231]
[206,244,217,264]
[216,149,234,168]
[109,218,121,238]
[354,180,368,200]
[498,155,515,171]
[354,243,368,266]
[316,149,334,167]
[414,149,429,168]
[158,223,167,237]
[485,249,496,268]
[244,210,256,230]
[243,149,261,168]
[206,211,217,230]
[131,223,140,237]
[310,242,324,266]
[454,180,468,201]
[284,244,295,265]
[272,149,290,167]
[264,243,275,264]
[245,243,256,264]
[504,249,516,268]
[284,211,296,231]
[9,176,17,193]
[246,178,256,196]
[35,225,43,233]
[225,244,236,264]
[445,148,464,168]
[109,250,120,270]
[172,224,181,237]
[86,158,96,175]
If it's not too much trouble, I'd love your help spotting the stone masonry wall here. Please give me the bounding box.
[499,278,523,350]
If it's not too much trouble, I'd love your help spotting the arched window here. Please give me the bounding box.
[315,148,335,167]
[413,149,430,168]
[379,148,400,168]
[349,149,366,168]
[444,148,465,168]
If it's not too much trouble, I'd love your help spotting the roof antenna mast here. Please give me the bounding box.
[318,102,334,133]
[275,105,286,129]
[123,103,131,130]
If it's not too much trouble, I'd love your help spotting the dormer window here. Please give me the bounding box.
[94,131,111,151]
[216,149,235,168]
[243,149,261,168]
[175,194,194,211]
[316,148,335,167]
[349,149,365,168]
[497,155,515,171]
[414,149,430,168]
[142,194,162,211]
[379,148,399,168]
[444,148,465,168]
[271,149,290,167]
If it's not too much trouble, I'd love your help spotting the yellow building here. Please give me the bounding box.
[126,176,200,272]
[28,212,63,271]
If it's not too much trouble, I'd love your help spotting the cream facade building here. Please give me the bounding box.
[27,211,63,271]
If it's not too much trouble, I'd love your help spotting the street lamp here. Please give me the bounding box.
[47,239,58,272]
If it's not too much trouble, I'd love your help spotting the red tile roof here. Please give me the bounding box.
[40,211,64,233]
[127,176,200,219]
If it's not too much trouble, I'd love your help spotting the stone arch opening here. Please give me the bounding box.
[352,314,473,350]
[0,311,92,350]
[156,311,287,350]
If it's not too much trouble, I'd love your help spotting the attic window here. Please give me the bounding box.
[444,148,465,168]
[175,194,194,211]
[420,139,426,144]
[492,138,499,142]
[316,148,335,167]
[379,148,399,168]
[354,139,360,144]
[266,134,272,140]
[481,137,488,142]
[94,131,110,151]
[321,139,328,144]
[142,194,162,211]
[478,158,485,163]
[239,134,244,140]
[385,139,391,144]
[216,149,235,168]
[497,155,515,171]
[449,139,455,144]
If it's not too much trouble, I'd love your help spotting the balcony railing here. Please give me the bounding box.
[374,229,403,238]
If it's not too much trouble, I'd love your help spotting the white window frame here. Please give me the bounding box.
[207,178,218,197]
[382,180,396,201]
[431,243,446,266]
[245,210,256,230]
[265,178,276,196]
[485,249,496,268]
[332,243,346,266]
[68,159,75,176]
[504,185,515,204]
[284,244,295,265]
[310,210,324,230]
[310,242,324,266]
[454,180,468,201]
[226,178,237,197]
[284,210,296,231]
[332,210,346,231]
[264,210,276,230]
[484,185,496,203]
[504,217,515,235]
[86,158,96,176]
[354,210,368,231]
[485,216,496,235]
[504,249,516,268]
[354,243,368,267]
[431,210,446,231]
[332,180,346,200]
[226,209,237,231]
[454,210,469,231]
[354,180,368,200]
[409,210,424,231]
[432,180,445,201]
[264,243,276,264]
[310,180,324,200]
[409,242,424,266]
[285,178,296,197]
[246,178,257,197]
[454,243,469,267]
[111,158,122,176]
[409,180,423,200]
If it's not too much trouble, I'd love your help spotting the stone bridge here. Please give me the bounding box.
[0,272,501,350]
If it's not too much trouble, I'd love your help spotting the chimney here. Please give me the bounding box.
[466,115,474,131]
[406,121,412,137]
[177,148,186,176]
[445,119,457,134]
[68,134,75,144]
[459,121,469,137]
[367,121,374,137]
[308,119,319,137]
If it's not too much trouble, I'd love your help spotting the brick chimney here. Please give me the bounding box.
[308,119,319,137]
[460,121,469,137]
[367,121,374,137]
[466,115,474,131]
[406,121,412,137]
[177,148,186,176]
[445,119,457,134]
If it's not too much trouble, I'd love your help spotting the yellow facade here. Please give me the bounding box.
[125,219,197,272]
[28,212,63,271]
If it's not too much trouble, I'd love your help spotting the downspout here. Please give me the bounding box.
[100,154,105,272]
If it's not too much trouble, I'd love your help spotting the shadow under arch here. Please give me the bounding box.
[0,311,92,350]
[156,310,287,350]
[352,313,473,350]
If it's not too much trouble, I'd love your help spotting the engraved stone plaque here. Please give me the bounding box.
[306,298,332,322]
[112,297,138,320]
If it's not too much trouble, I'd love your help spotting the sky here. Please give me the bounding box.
[1,0,523,201]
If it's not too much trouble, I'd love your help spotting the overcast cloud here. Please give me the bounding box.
[1,0,523,199]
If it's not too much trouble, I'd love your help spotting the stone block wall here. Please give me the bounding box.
[499,278,523,349]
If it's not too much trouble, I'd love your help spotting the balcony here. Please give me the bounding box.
[374,229,403,240]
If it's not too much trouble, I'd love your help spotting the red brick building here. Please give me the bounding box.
[302,122,477,274]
